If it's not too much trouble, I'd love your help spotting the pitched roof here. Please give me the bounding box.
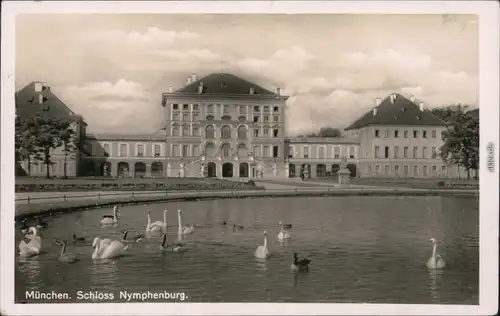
[15,82,85,124]
[173,73,278,96]
[344,93,446,131]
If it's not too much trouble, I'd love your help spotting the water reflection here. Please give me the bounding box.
[17,258,42,289]
[428,269,444,302]
[255,259,268,272]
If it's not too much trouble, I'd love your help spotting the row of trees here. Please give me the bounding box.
[15,115,82,178]
[431,105,479,179]
[305,127,342,137]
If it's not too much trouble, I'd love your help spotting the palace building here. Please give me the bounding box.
[15,74,470,179]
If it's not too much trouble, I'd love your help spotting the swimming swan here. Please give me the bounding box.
[100,206,119,225]
[291,252,311,272]
[122,230,146,243]
[146,209,167,232]
[427,238,446,269]
[55,240,79,264]
[277,223,291,242]
[177,210,194,235]
[92,237,128,260]
[18,227,42,257]
[254,231,270,259]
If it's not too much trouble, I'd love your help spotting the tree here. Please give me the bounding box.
[308,127,342,137]
[15,117,42,176]
[58,120,76,179]
[437,105,479,179]
[33,115,65,178]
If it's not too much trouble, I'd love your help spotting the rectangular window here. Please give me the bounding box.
[273,129,279,137]
[273,106,279,112]
[253,116,259,123]
[172,145,180,157]
[403,147,408,158]
[263,146,270,157]
[172,104,178,110]
[253,145,261,157]
[182,145,189,157]
[384,130,389,138]
[264,115,269,122]
[263,128,269,137]
[374,146,379,158]
[431,130,436,138]
[264,106,269,112]
[193,145,200,157]
[422,146,428,159]
[273,146,279,158]
[273,115,279,122]
[253,106,260,112]
[375,164,380,175]
[395,165,400,174]
[394,130,399,138]
[413,147,418,158]
[304,147,309,159]
[193,104,199,111]
[193,127,200,136]
[182,113,189,121]
[319,147,325,159]
[334,147,340,159]
[193,113,200,121]
[413,130,418,138]
[375,130,380,137]
[137,144,144,157]
[183,104,189,110]
[413,165,418,176]
[404,130,408,138]
[103,143,110,157]
[403,165,408,176]
[207,104,214,113]
[384,146,389,158]
[431,147,437,159]
[423,165,428,176]
[349,146,355,159]
[119,144,127,157]
[384,165,389,175]
[154,144,161,157]
[423,130,427,138]
[394,146,399,158]
[253,128,259,137]
[172,113,179,121]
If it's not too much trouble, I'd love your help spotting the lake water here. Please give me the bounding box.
[15,196,479,304]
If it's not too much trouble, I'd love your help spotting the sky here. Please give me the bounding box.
[15,14,478,135]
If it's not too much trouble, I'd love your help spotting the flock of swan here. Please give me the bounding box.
[17,206,447,271]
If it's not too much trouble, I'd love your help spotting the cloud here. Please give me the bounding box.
[58,80,164,133]
[149,48,219,61]
[93,27,200,44]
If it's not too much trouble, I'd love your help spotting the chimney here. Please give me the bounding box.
[373,108,378,116]
[187,78,192,85]
[168,85,173,93]
[419,102,425,112]
[410,95,415,103]
[191,74,197,82]
[390,94,396,104]
[198,82,203,93]
[375,98,381,106]
[34,82,43,92]
[42,82,49,91]
[38,94,44,104]
[276,87,281,96]
[250,87,255,95]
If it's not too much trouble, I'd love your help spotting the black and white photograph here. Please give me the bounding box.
[1,1,498,315]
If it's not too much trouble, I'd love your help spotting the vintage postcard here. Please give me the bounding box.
[1,1,498,315]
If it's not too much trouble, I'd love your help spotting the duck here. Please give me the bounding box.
[160,230,187,253]
[36,217,48,230]
[426,238,446,270]
[100,206,119,225]
[277,223,291,242]
[72,234,85,244]
[146,209,167,233]
[278,221,292,229]
[18,227,42,257]
[55,239,79,264]
[291,252,311,272]
[254,231,270,259]
[121,230,146,243]
[92,237,128,260]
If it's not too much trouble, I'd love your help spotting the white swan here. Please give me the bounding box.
[255,230,270,259]
[100,206,119,225]
[277,223,291,242]
[55,240,78,264]
[427,238,446,269]
[92,237,128,260]
[176,209,194,236]
[146,209,167,232]
[19,227,42,257]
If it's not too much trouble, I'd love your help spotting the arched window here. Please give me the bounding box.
[205,125,215,139]
[221,125,231,139]
[182,124,190,136]
[205,142,215,157]
[237,143,248,157]
[237,125,247,139]
[221,143,231,158]
[171,124,180,136]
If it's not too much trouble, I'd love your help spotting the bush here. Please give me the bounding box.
[437,181,446,187]
[247,180,255,186]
